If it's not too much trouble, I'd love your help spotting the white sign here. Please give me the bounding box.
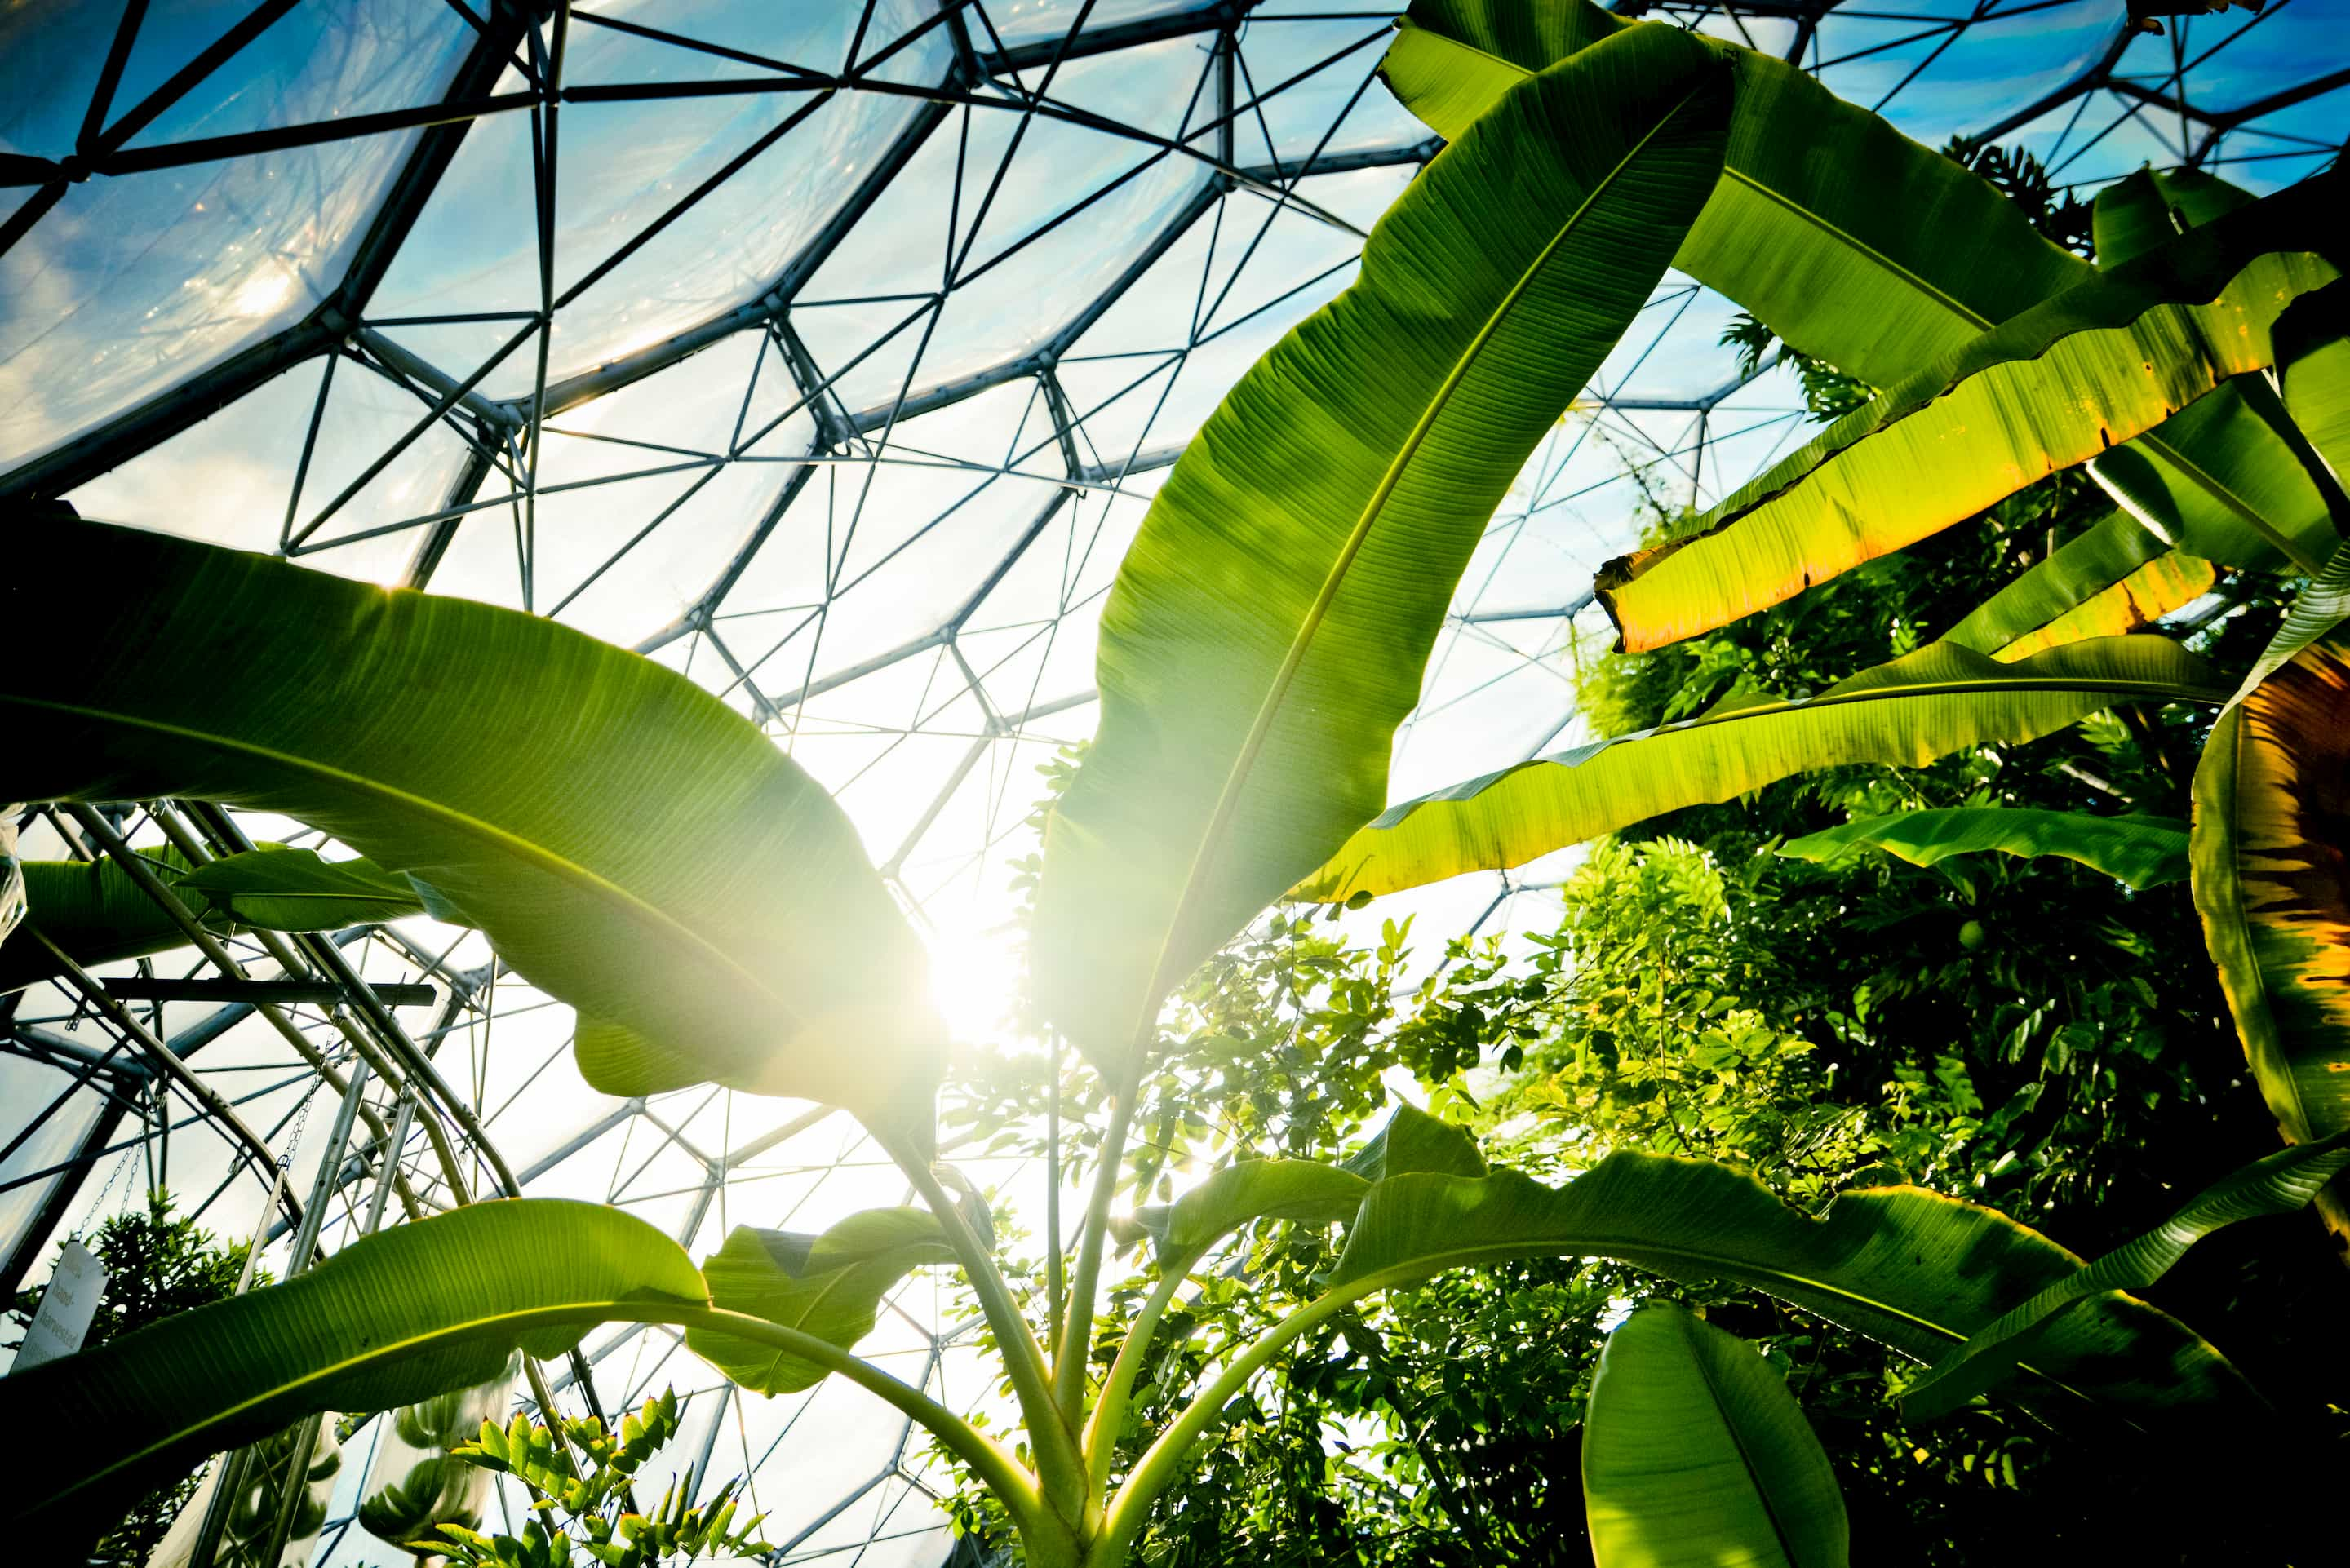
[11,1238,107,1371]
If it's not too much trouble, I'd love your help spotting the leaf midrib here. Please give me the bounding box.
[0,693,795,1023]
[1129,68,1718,1041]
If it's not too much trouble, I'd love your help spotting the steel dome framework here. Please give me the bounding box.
[2,2,2344,1564]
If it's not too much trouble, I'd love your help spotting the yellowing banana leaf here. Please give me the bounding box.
[1030,25,1731,1063]
[1937,513,2169,655]
[0,518,941,1128]
[1994,551,2216,661]
[0,844,431,995]
[2191,627,2350,1246]
[2092,166,2254,271]
[0,1200,707,1535]
[1780,808,2190,891]
[1323,1151,2262,1434]
[1386,3,2339,601]
[1381,0,2082,388]
[1584,1302,1847,1568]
[689,1210,956,1396]
[1905,1126,2350,1420]
[1295,636,2224,904]
[1598,180,2339,651]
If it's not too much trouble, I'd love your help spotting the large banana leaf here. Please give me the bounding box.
[1584,1302,1847,1568]
[1598,182,2339,651]
[2277,279,2348,481]
[1295,637,2224,904]
[1380,0,2081,388]
[2086,374,2344,575]
[1324,1152,2263,1433]
[2191,627,2350,1246]
[1994,551,2216,662]
[1339,1100,1488,1180]
[689,1210,956,1396]
[1028,25,1731,1063]
[0,1200,707,1535]
[1905,1127,2350,1420]
[0,844,429,995]
[2091,166,2254,271]
[0,519,940,1126]
[1383,2,2339,599]
[1780,808,2189,892]
[1936,513,2169,656]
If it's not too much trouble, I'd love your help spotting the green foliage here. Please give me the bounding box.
[423,1389,772,1568]
[7,1194,264,1566]
[1582,1302,1847,1568]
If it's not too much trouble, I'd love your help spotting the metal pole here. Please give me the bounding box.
[246,1056,375,1566]
[186,1162,289,1568]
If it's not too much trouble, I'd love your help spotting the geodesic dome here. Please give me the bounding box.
[2,2,2344,1563]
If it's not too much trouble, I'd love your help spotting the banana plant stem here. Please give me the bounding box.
[1053,1078,1138,1427]
[1093,1279,1381,1563]
[1083,1251,1198,1496]
[873,1125,1084,1513]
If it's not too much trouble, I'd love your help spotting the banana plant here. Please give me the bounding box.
[4,16,2339,1568]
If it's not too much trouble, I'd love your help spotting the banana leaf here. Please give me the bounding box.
[1598,180,2339,651]
[0,518,940,1128]
[2091,166,2253,271]
[1340,1100,1488,1180]
[2191,627,2350,1246]
[1324,1151,2263,1434]
[1993,551,2216,661]
[689,1210,958,1396]
[1380,0,2081,388]
[1113,1160,1371,1264]
[2087,370,2345,575]
[2276,279,2349,482]
[1030,24,1732,1064]
[1904,1127,2350,1420]
[1378,3,2340,615]
[1780,808,2189,891]
[0,1199,707,1535]
[1936,513,2169,655]
[1295,636,2225,904]
[0,844,432,996]
[1584,1302,1847,1568]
